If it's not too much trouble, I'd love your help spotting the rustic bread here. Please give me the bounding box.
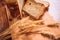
[23,0,46,19]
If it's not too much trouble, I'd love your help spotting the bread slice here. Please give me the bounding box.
[23,0,46,19]
[34,0,50,8]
